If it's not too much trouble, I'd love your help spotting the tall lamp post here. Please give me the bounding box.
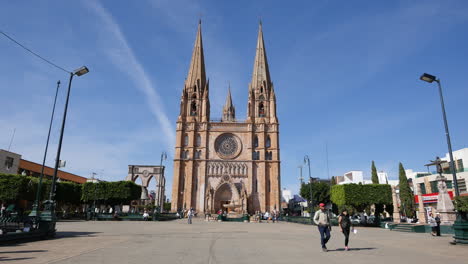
[156,152,167,213]
[40,66,89,234]
[304,155,312,221]
[30,80,61,222]
[419,73,459,197]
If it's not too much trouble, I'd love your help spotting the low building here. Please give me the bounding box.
[0,149,21,174]
[335,170,364,185]
[0,149,87,184]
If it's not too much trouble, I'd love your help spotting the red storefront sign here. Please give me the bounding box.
[414,191,454,204]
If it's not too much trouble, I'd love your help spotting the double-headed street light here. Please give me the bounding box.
[41,67,89,228]
[419,73,459,197]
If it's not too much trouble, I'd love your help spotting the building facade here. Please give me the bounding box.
[171,22,281,214]
[1,149,87,184]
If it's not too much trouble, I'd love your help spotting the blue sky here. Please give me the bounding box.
[1,0,468,196]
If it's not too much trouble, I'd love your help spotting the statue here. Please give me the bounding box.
[425,157,456,224]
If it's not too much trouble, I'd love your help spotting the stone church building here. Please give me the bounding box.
[171,22,281,214]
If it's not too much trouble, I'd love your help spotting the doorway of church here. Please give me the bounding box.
[220,201,230,212]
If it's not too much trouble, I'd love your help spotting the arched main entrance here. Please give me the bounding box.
[214,183,232,213]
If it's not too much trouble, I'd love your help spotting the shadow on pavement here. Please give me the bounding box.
[0,250,47,254]
[0,257,35,261]
[328,247,376,252]
[55,231,101,239]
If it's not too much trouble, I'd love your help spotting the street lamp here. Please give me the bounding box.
[419,73,459,197]
[29,80,61,222]
[156,152,167,213]
[41,66,89,233]
[304,155,312,221]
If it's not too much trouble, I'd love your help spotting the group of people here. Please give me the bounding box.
[313,203,353,252]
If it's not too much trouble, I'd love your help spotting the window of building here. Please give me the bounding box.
[4,157,14,170]
[266,136,271,148]
[266,151,273,160]
[419,183,426,195]
[430,181,439,193]
[253,136,259,148]
[446,180,453,189]
[458,179,467,193]
[183,134,188,146]
[196,134,201,147]
[190,101,197,116]
[254,178,258,193]
[194,150,201,159]
[259,103,265,117]
[253,151,260,160]
[182,150,189,160]
[457,159,464,172]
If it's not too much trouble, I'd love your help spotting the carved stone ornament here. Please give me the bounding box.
[214,133,242,160]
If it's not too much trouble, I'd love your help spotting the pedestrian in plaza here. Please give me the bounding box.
[188,208,194,224]
[428,212,437,236]
[313,203,331,252]
[338,209,352,251]
[435,213,441,236]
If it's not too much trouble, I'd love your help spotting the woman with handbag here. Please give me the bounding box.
[338,209,352,251]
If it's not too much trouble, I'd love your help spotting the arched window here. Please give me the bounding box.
[259,95,265,100]
[266,151,272,160]
[183,134,188,146]
[253,151,260,160]
[266,136,271,148]
[260,86,263,93]
[253,136,259,148]
[194,150,200,159]
[259,103,265,117]
[190,101,197,116]
[196,134,201,147]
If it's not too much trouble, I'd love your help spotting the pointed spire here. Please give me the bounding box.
[185,20,206,92]
[222,84,236,122]
[251,22,271,91]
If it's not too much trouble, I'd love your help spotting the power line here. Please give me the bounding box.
[0,29,71,74]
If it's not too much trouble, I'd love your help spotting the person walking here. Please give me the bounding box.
[338,209,352,251]
[435,213,441,236]
[428,212,437,236]
[188,208,194,224]
[313,203,331,252]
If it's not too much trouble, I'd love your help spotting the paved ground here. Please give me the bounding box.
[1,219,467,264]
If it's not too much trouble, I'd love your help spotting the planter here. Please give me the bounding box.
[452,213,468,245]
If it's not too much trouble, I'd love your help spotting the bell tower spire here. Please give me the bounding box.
[247,22,277,123]
[179,20,209,121]
[222,85,236,122]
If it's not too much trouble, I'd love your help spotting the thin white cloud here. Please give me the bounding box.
[85,0,175,148]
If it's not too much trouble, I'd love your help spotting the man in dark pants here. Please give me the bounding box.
[435,213,441,236]
[313,203,331,252]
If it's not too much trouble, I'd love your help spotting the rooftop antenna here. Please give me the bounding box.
[7,128,16,151]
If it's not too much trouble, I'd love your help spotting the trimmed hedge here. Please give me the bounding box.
[0,173,81,204]
[331,184,392,212]
[81,181,141,205]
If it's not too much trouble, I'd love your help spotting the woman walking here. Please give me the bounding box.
[338,209,352,251]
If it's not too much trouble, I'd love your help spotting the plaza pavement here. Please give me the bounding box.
[1,219,467,264]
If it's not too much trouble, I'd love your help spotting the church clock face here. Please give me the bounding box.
[214,133,242,160]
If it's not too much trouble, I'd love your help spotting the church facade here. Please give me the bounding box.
[171,22,281,214]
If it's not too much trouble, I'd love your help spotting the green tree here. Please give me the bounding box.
[398,163,414,218]
[331,176,337,185]
[81,181,141,205]
[371,161,379,184]
[300,182,330,208]
[330,184,392,213]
